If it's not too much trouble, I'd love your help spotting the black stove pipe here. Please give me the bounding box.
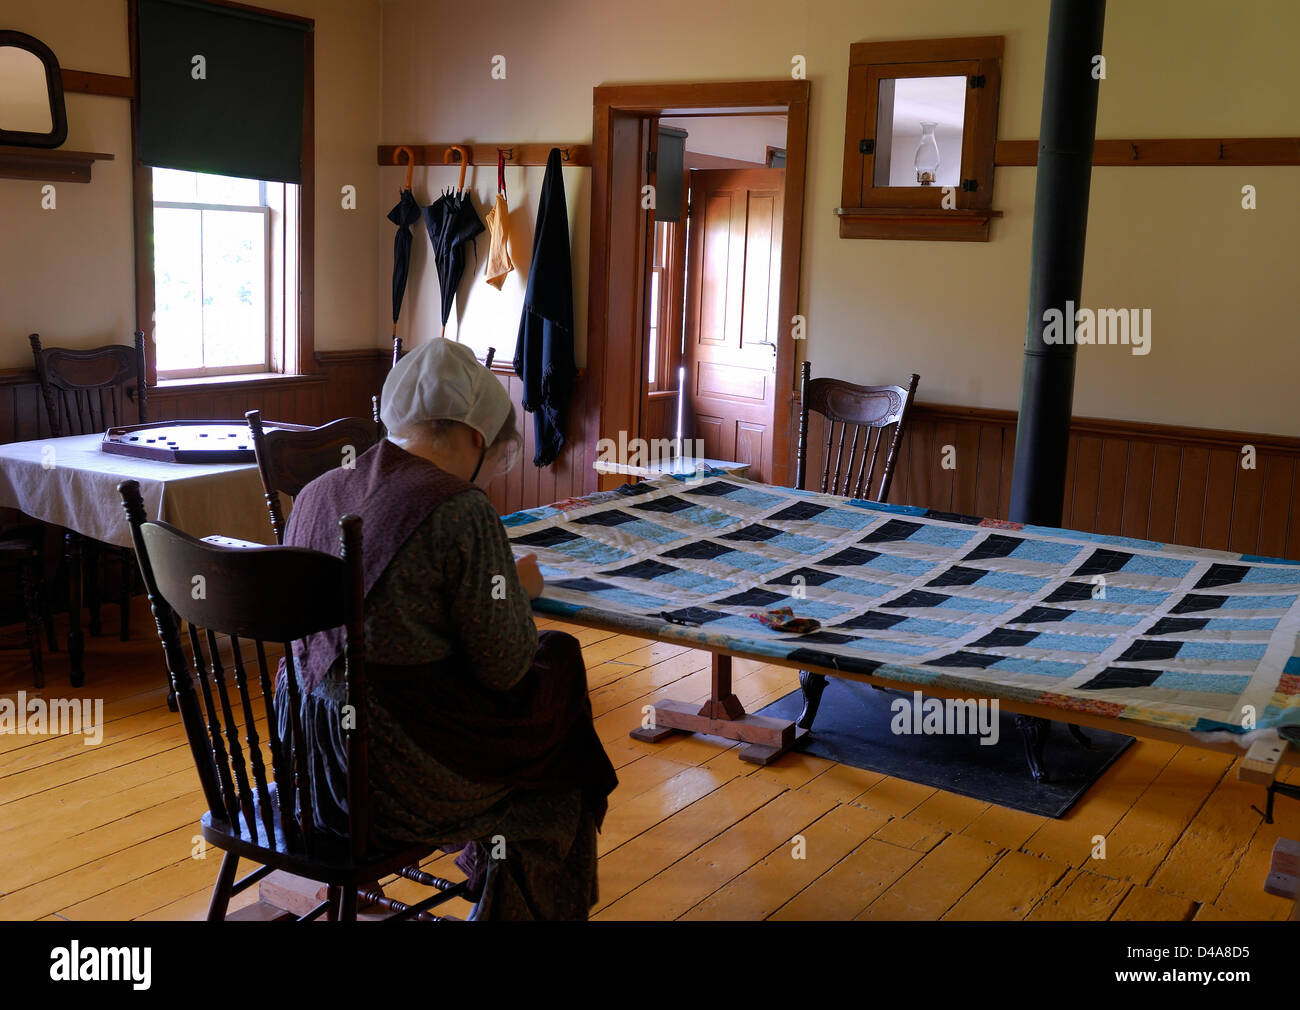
[1008,0,1107,526]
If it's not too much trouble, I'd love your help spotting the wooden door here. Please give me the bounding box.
[682,168,784,483]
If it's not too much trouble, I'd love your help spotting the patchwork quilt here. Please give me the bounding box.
[504,472,1300,737]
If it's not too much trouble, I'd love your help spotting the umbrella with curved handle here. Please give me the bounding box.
[387,146,422,341]
[425,144,484,336]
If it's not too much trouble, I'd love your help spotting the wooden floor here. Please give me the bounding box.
[1,598,1296,921]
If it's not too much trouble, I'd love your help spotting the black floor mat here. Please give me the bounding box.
[755,679,1135,818]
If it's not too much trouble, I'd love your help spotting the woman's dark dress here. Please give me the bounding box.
[274,443,615,920]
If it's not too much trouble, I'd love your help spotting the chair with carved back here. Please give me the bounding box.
[30,331,148,648]
[118,478,470,921]
[245,411,379,544]
[793,360,920,731]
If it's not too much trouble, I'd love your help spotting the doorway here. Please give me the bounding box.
[585,82,810,492]
[659,116,787,484]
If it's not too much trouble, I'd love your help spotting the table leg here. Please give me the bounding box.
[628,653,808,765]
[65,530,85,688]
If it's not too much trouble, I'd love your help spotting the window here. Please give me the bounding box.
[838,36,1003,241]
[151,167,299,378]
[132,0,314,383]
[645,218,685,393]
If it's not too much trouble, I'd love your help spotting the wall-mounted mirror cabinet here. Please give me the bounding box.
[0,30,68,148]
[839,37,1003,240]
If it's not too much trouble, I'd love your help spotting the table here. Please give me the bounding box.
[506,470,1300,776]
[0,432,275,686]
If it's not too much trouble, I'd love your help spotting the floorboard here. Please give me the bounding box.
[2,601,1296,920]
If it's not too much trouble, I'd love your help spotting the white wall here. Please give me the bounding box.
[0,0,383,367]
[380,0,1300,438]
[660,115,789,164]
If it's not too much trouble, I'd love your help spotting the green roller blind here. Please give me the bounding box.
[138,0,309,183]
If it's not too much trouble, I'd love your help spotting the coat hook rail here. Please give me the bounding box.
[378,143,592,169]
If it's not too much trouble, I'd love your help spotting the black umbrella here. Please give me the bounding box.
[387,147,422,341]
[424,145,484,334]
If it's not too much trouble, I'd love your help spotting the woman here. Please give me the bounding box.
[276,337,617,920]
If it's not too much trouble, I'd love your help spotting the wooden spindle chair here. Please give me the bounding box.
[30,331,148,647]
[793,360,920,731]
[371,336,405,440]
[245,411,379,544]
[118,479,470,921]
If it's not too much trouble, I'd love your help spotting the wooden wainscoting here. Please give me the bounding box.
[0,347,589,517]
[482,363,590,516]
[794,398,1300,560]
[0,349,389,444]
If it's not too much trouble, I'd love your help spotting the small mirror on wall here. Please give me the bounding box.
[873,76,966,188]
[0,30,68,148]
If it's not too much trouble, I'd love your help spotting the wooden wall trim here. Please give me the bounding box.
[996,137,1300,167]
[315,348,387,364]
[61,69,135,99]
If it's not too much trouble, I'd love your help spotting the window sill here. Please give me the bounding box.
[153,371,324,393]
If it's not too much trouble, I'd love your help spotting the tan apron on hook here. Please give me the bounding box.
[484,149,515,289]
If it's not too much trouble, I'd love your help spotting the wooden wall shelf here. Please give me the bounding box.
[377,143,591,169]
[0,146,114,183]
[835,206,1002,242]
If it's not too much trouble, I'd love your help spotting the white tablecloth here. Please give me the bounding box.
[0,433,277,548]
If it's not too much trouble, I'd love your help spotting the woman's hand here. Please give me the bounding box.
[515,552,544,600]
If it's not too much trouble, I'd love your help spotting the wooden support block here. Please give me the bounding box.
[259,870,328,916]
[260,871,390,918]
[736,728,811,766]
[225,900,296,922]
[1264,838,1299,900]
[628,697,807,764]
[1239,738,1289,785]
[628,725,679,743]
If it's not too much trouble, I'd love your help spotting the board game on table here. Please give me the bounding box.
[101,420,305,464]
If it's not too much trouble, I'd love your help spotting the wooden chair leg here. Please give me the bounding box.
[41,580,57,653]
[84,538,102,637]
[340,885,358,922]
[206,851,240,921]
[20,556,45,690]
[326,885,341,921]
[119,546,132,641]
[64,531,84,688]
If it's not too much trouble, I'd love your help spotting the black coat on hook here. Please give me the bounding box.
[514,147,575,468]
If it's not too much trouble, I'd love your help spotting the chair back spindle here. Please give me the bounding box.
[118,479,365,860]
[30,331,147,437]
[795,360,919,502]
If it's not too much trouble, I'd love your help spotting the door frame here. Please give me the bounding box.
[585,80,811,492]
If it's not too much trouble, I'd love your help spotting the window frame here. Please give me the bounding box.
[151,180,278,378]
[838,36,1003,241]
[128,0,315,386]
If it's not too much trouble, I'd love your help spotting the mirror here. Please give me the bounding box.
[0,30,68,148]
[872,75,965,188]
